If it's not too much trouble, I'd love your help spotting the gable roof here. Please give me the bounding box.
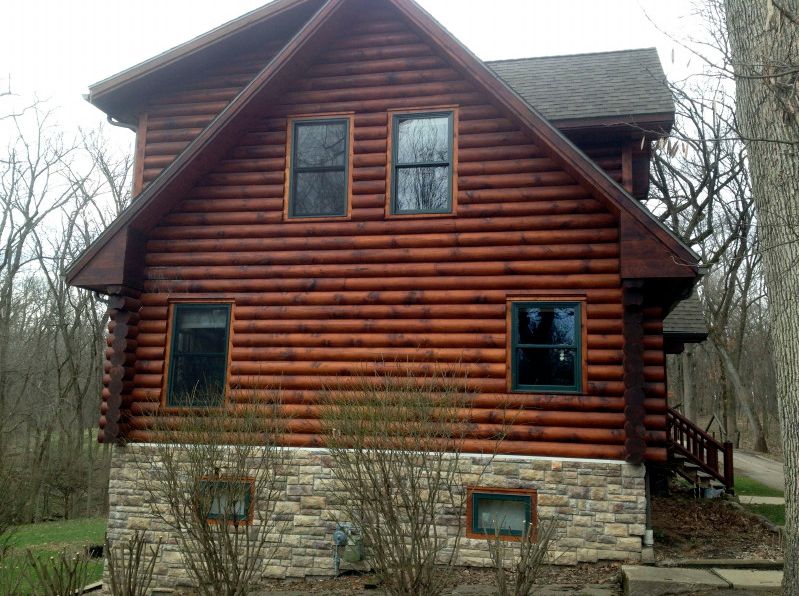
[66,0,700,293]
[487,48,674,129]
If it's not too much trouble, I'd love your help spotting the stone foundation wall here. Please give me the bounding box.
[105,444,647,591]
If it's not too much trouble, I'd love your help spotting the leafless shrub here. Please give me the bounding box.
[323,367,503,596]
[24,549,90,596]
[487,519,556,596]
[132,389,290,596]
[105,531,162,596]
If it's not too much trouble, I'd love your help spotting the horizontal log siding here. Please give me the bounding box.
[140,43,288,189]
[642,305,667,458]
[127,8,658,460]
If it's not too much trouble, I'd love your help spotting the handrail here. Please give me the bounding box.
[666,407,734,493]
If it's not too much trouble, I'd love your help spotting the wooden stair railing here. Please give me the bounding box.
[666,407,734,493]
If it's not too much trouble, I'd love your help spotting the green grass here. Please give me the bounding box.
[0,517,106,594]
[735,476,784,498]
[746,503,786,526]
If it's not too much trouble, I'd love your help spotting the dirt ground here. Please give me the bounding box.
[652,489,783,561]
[256,563,623,594]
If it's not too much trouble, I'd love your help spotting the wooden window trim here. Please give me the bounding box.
[161,300,235,412]
[385,105,459,219]
[283,113,354,221]
[199,477,255,526]
[465,486,537,542]
[505,295,587,395]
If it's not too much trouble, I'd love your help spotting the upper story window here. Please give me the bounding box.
[390,111,454,215]
[510,301,582,394]
[288,118,350,218]
[166,303,231,407]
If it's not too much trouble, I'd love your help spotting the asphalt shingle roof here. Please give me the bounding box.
[486,48,674,124]
[664,294,708,338]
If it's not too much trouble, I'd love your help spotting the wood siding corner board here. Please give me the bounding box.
[110,4,672,461]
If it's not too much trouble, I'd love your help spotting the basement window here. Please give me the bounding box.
[166,303,231,407]
[288,118,350,218]
[466,487,537,539]
[199,479,254,524]
[510,301,582,393]
[390,111,454,214]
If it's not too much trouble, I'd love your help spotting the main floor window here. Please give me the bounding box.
[166,303,231,407]
[288,118,349,218]
[391,111,453,214]
[510,301,582,393]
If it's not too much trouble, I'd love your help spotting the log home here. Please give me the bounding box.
[67,0,710,582]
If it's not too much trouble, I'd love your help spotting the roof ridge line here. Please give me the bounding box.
[485,47,659,64]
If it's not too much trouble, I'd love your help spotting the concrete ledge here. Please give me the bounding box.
[712,569,782,592]
[657,559,783,570]
[739,496,784,506]
[622,565,729,595]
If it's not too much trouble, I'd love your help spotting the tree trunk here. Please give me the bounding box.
[715,339,768,453]
[682,348,696,421]
[724,1,799,588]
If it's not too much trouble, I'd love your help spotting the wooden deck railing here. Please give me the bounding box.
[666,407,734,493]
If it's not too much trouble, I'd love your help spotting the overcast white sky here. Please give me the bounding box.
[1,0,700,154]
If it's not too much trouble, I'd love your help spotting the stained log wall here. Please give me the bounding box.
[109,4,669,461]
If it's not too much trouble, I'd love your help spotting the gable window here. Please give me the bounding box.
[199,479,254,524]
[166,303,231,407]
[466,487,537,540]
[288,118,350,218]
[391,111,454,214]
[510,301,582,393]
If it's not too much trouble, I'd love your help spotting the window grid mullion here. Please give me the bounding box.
[294,165,346,174]
[514,343,576,349]
[395,161,450,169]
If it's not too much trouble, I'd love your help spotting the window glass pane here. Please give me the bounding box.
[295,122,346,168]
[293,170,347,216]
[395,166,449,213]
[517,306,576,345]
[476,496,528,534]
[516,347,576,388]
[210,486,248,519]
[170,354,226,405]
[175,307,228,353]
[397,116,449,164]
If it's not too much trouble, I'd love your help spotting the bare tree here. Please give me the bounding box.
[723,0,799,590]
[133,400,290,596]
[323,368,500,596]
[0,99,132,522]
[648,74,771,451]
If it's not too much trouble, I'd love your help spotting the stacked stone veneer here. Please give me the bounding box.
[106,444,647,591]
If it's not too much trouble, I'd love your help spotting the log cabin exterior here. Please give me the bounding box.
[68,0,702,581]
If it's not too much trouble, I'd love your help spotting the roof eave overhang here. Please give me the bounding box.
[554,111,675,139]
[87,0,322,123]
